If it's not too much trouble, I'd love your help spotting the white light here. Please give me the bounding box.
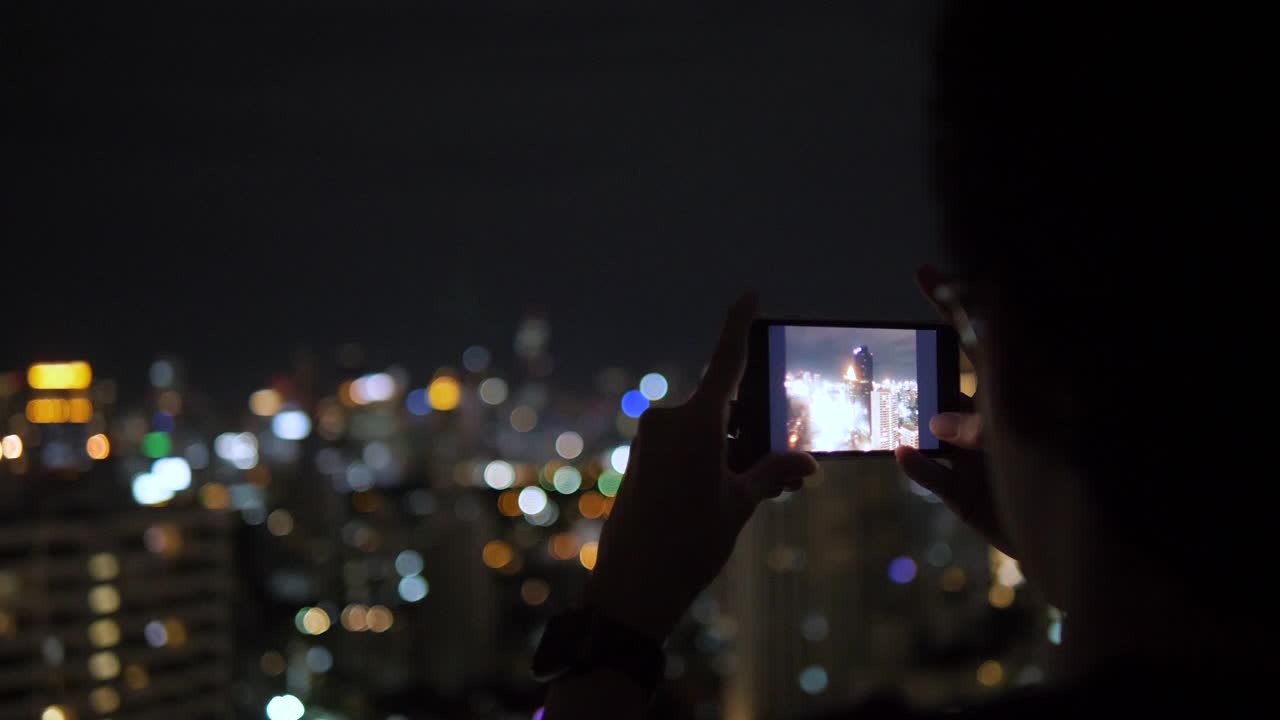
[151,457,191,492]
[639,373,669,401]
[394,550,423,577]
[272,410,311,440]
[478,377,509,406]
[132,474,173,505]
[214,432,257,470]
[398,575,429,602]
[360,373,395,403]
[554,431,584,460]
[483,460,515,490]
[266,694,305,720]
[518,486,548,515]
[609,445,630,474]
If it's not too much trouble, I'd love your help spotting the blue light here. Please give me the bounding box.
[621,390,649,418]
[888,556,917,584]
[272,410,312,440]
[405,389,432,416]
[798,665,829,695]
[398,575,429,602]
[152,411,175,433]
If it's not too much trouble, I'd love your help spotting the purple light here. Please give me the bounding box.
[888,556,917,584]
[853,347,862,354]
[532,709,545,720]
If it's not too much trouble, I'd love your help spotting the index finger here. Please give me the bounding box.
[692,291,758,408]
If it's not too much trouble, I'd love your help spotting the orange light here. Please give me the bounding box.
[578,541,599,570]
[69,398,93,422]
[366,605,393,632]
[482,540,514,569]
[199,482,231,510]
[988,584,1015,608]
[976,660,1004,687]
[548,533,580,561]
[86,434,110,459]
[941,567,967,592]
[428,377,461,411]
[301,607,330,635]
[28,361,92,390]
[341,604,369,632]
[578,492,605,519]
[497,490,522,517]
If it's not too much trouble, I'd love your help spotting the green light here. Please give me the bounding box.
[141,432,171,458]
[597,470,623,497]
[294,607,312,634]
[552,466,582,494]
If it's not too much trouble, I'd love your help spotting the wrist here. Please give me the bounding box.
[583,572,682,644]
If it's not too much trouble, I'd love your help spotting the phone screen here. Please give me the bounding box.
[767,325,941,453]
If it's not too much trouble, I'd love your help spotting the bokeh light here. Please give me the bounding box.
[554,431,584,460]
[249,389,284,416]
[151,457,192,493]
[299,607,331,635]
[989,584,1015,608]
[28,361,92,389]
[977,659,1004,687]
[620,390,649,418]
[87,618,120,648]
[798,665,829,695]
[398,575,429,602]
[462,345,491,372]
[484,460,515,490]
[88,650,120,680]
[482,540,514,570]
[266,694,305,720]
[518,486,548,515]
[267,509,294,537]
[609,445,630,473]
[521,578,550,606]
[341,604,368,632]
[272,410,311,440]
[548,533,580,560]
[87,585,120,614]
[510,405,537,432]
[88,687,120,714]
[552,466,582,494]
[578,541,598,570]
[1,434,22,459]
[478,377,509,405]
[366,605,393,632]
[86,553,119,582]
[395,550,424,576]
[639,372,669,401]
[405,388,431,416]
[141,431,171,459]
[86,433,110,459]
[428,377,461,411]
[596,470,622,498]
[578,492,606,518]
[305,646,333,673]
[888,556,917,584]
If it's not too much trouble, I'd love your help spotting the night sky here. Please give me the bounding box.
[3,1,942,398]
[784,326,917,383]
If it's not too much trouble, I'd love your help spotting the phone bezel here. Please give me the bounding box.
[733,318,962,467]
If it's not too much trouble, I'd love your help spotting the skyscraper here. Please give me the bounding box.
[0,505,235,720]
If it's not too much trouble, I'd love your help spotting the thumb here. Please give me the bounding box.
[733,451,819,508]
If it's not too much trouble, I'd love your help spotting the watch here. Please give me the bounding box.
[531,607,665,693]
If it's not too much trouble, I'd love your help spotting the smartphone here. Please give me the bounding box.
[730,319,961,470]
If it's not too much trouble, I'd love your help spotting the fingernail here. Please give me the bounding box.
[930,413,960,439]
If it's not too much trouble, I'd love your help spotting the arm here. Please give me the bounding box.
[539,293,817,719]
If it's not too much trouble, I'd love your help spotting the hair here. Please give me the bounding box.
[933,2,1267,600]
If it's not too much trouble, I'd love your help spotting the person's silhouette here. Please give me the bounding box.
[541,3,1271,717]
